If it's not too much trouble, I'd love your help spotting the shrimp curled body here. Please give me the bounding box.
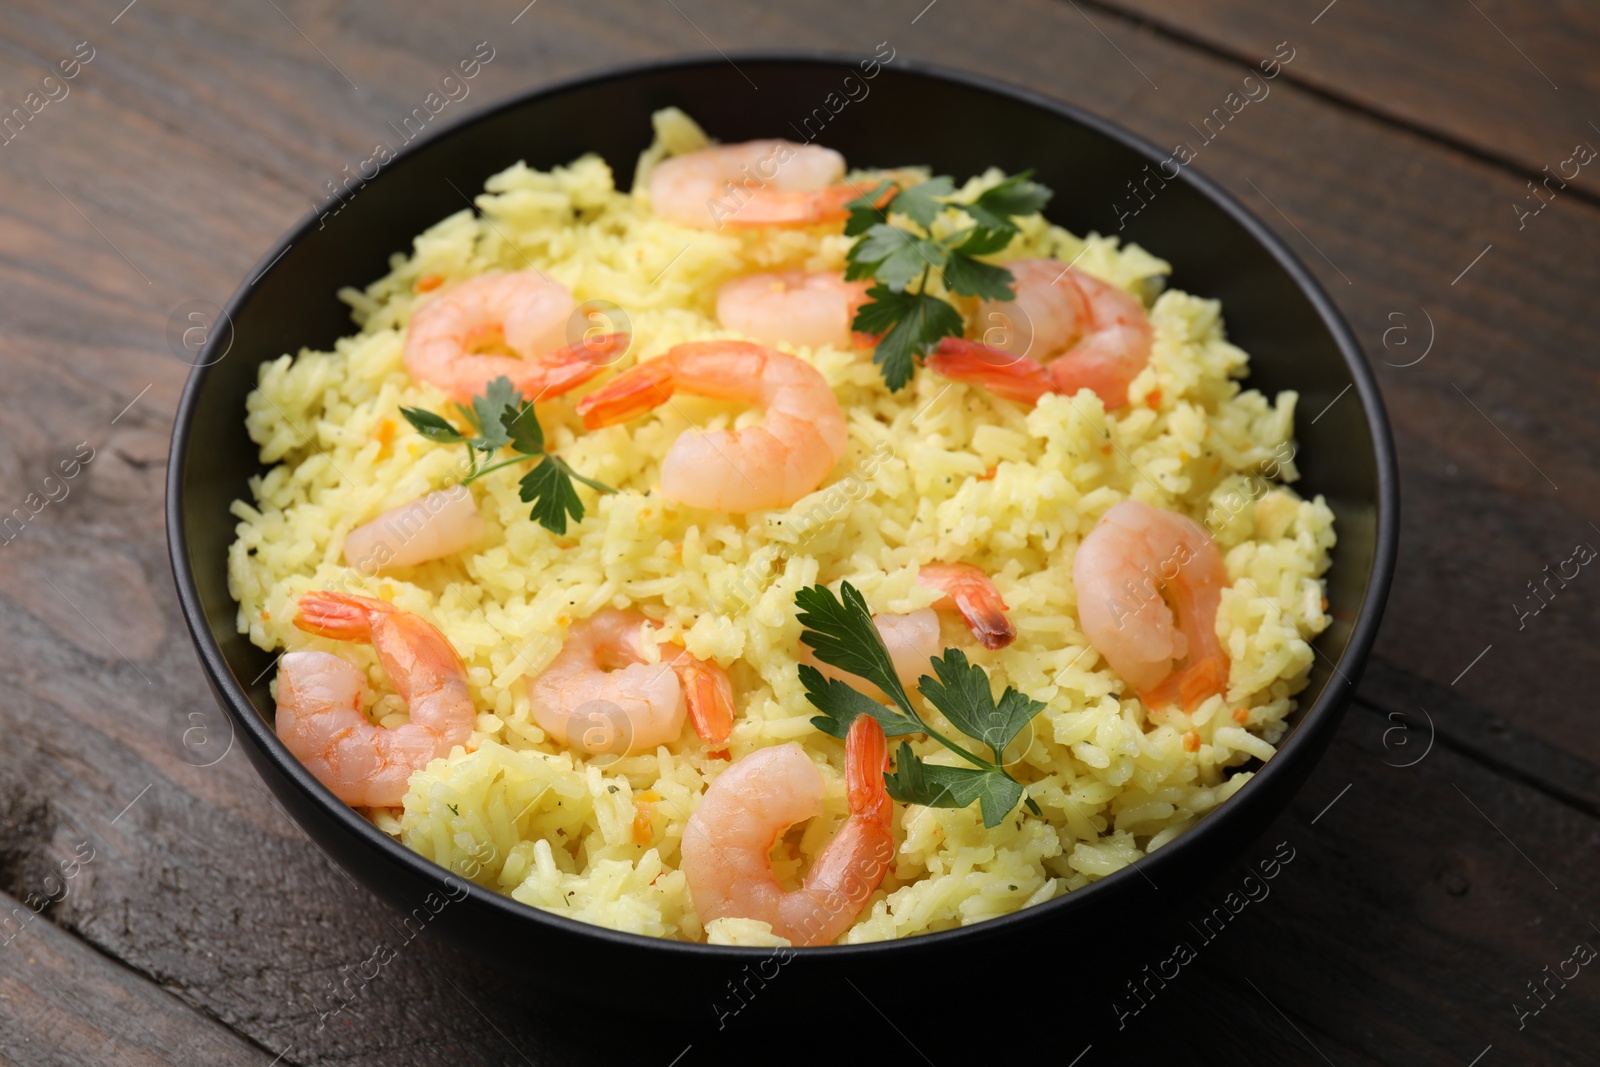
[403,270,627,401]
[716,271,871,350]
[682,716,893,946]
[649,141,859,230]
[528,609,736,754]
[576,341,848,512]
[342,487,485,573]
[1073,500,1230,710]
[928,259,1152,410]
[276,592,475,807]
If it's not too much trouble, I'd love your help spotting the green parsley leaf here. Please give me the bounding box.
[917,648,1046,764]
[799,664,923,740]
[883,744,1026,829]
[878,240,947,294]
[849,285,915,336]
[501,399,545,456]
[795,583,915,716]
[843,169,1053,392]
[519,457,585,535]
[470,376,518,452]
[963,171,1052,232]
[843,180,896,237]
[842,223,895,282]
[942,252,1017,301]
[847,224,946,293]
[404,380,614,536]
[884,743,987,806]
[892,176,955,229]
[973,773,1027,828]
[399,406,466,444]
[952,226,1017,256]
[854,287,964,392]
[545,453,614,497]
[793,581,1047,828]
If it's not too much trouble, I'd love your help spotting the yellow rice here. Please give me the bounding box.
[229,108,1335,945]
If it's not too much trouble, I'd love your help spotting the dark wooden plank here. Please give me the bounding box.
[1359,655,1600,820]
[1102,693,1600,1067]
[0,885,275,1067]
[1096,0,1600,201]
[0,0,1596,1064]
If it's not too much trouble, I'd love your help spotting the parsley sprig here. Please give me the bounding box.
[796,582,1046,828]
[844,172,1053,391]
[399,376,613,535]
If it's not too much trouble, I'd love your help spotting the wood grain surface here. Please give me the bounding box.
[0,1,1595,1064]
[1104,0,1600,200]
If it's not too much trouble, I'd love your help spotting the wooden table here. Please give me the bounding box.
[2,1,1596,1063]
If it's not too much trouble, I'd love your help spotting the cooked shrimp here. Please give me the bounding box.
[575,341,847,512]
[917,562,1015,650]
[276,592,474,807]
[649,140,863,229]
[716,271,872,350]
[806,563,1014,699]
[403,270,628,401]
[528,609,736,754]
[682,716,893,946]
[927,259,1152,410]
[1073,500,1229,711]
[342,487,485,573]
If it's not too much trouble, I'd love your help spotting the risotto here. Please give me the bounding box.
[228,108,1334,946]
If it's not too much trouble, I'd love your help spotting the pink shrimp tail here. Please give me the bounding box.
[679,657,736,754]
[782,715,894,945]
[521,332,629,400]
[926,337,1053,405]
[575,359,676,429]
[1139,656,1228,713]
[294,592,397,641]
[845,715,891,830]
[918,563,1016,650]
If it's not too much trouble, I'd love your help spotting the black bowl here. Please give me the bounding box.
[167,54,1397,1020]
